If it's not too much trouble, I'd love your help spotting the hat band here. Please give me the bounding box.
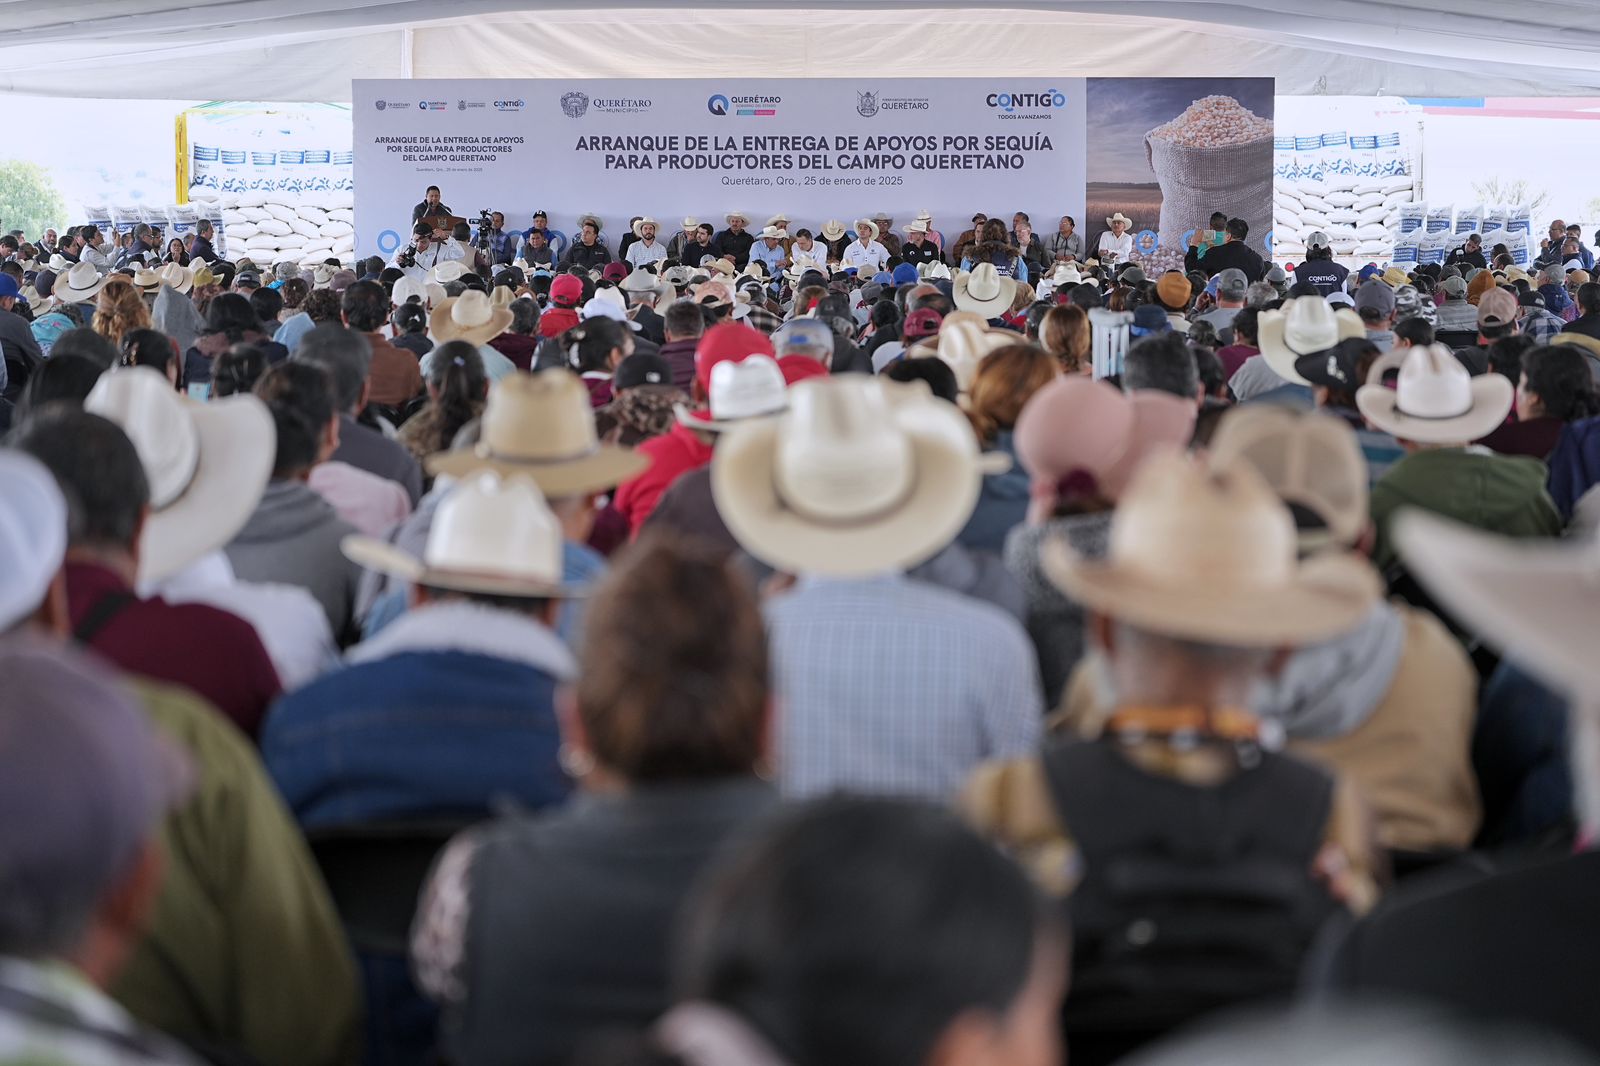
[472,441,602,468]
[1394,396,1474,421]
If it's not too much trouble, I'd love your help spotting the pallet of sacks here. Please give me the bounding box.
[186,188,356,269]
[1273,173,1415,265]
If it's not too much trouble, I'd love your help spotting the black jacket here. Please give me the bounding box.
[900,240,943,265]
[1185,239,1265,283]
[713,229,755,268]
[560,241,611,272]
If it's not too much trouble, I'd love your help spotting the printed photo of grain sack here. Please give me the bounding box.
[1085,79,1275,273]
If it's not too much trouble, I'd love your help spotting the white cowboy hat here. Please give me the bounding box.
[46,253,72,273]
[631,217,659,239]
[662,264,695,288]
[391,276,426,306]
[740,260,768,282]
[1257,298,1366,385]
[427,370,650,495]
[1392,511,1600,696]
[724,210,750,225]
[1356,343,1513,444]
[157,262,194,295]
[853,219,880,243]
[952,263,1017,318]
[312,263,337,288]
[681,217,700,230]
[430,289,515,347]
[786,256,826,283]
[712,377,992,576]
[423,280,448,309]
[918,315,1011,399]
[820,220,848,241]
[871,210,893,223]
[1105,212,1134,228]
[757,226,788,242]
[677,355,788,432]
[902,221,928,235]
[1048,263,1083,287]
[1043,452,1380,646]
[765,213,791,227]
[130,266,163,294]
[915,210,934,223]
[584,287,643,332]
[619,265,660,293]
[578,213,604,232]
[54,262,107,303]
[430,260,469,285]
[917,261,952,281]
[84,367,274,585]
[343,470,586,600]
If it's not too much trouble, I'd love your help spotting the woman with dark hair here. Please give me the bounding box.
[212,342,272,398]
[489,296,541,371]
[397,340,487,464]
[859,298,902,358]
[278,277,309,322]
[165,237,190,266]
[960,344,1059,554]
[118,327,182,390]
[391,299,433,359]
[566,316,632,408]
[18,355,104,416]
[959,218,1029,283]
[185,292,288,388]
[580,796,1063,1066]
[412,537,785,1066]
[1481,344,1600,460]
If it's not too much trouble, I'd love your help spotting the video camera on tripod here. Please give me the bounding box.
[474,209,495,251]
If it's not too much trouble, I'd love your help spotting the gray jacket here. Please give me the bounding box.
[225,480,364,645]
[1003,511,1113,707]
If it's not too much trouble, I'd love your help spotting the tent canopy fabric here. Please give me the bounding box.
[5,2,1599,101]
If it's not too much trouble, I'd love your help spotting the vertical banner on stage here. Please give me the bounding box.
[351,80,1087,260]
[1083,79,1275,270]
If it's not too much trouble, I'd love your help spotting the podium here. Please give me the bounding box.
[419,213,465,236]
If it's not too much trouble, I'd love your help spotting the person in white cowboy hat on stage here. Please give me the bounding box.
[1229,295,1366,404]
[711,375,1043,800]
[389,220,466,283]
[868,211,902,258]
[840,219,889,274]
[748,224,791,279]
[625,217,668,270]
[1096,212,1136,265]
[964,452,1381,1059]
[818,219,851,265]
[899,219,943,266]
[665,217,700,266]
[713,211,756,270]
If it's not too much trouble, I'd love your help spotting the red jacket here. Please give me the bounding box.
[537,306,581,339]
[611,423,714,537]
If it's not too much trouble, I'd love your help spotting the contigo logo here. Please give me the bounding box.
[986,89,1068,112]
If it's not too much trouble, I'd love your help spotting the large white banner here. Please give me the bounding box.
[352,79,1087,259]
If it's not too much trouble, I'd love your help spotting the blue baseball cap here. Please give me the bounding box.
[1128,304,1172,337]
[0,274,24,301]
[891,262,920,286]
[1358,264,1382,282]
[871,271,894,286]
[773,318,835,356]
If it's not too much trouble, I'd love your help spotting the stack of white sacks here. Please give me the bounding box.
[1273,174,1416,264]
[187,188,356,269]
[1390,202,1534,271]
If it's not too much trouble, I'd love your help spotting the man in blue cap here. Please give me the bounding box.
[0,272,44,400]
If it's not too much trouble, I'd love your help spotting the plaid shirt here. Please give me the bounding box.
[739,303,783,335]
[767,574,1044,799]
[1520,308,1567,344]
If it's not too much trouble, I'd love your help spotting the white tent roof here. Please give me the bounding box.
[5,2,1600,101]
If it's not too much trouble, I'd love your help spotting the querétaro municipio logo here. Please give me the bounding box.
[857,91,879,118]
[560,92,590,118]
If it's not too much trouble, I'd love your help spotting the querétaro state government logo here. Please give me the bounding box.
[857,91,878,118]
[560,91,590,118]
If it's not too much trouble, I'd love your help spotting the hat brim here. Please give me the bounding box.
[426,442,650,498]
[54,273,107,303]
[430,297,516,347]
[953,274,1017,318]
[820,225,847,241]
[712,410,981,577]
[725,213,749,225]
[1355,375,1513,444]
[341,535,586,599]
[1258,309,1366,386]
[140,393,276,585]
[1391,510,1599,696]
[1041,537,1379,647]
[674,402,785,434]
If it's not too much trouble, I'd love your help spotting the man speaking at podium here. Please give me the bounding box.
[412,185,453,224]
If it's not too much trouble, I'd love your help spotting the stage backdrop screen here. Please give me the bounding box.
[352,78,1271,270]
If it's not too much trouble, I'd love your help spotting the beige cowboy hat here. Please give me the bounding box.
[423,280,448,308]
[578,213,604,232]
[430,260,469,285]
[619,265,661,293]
[676,354,789,432]
[1257,298,1366,385]
[853,219,880,243]
[1356,343,1513,444]
[917,260,952,281]
[392,276,426,306]
[786,256,826,283]
[1105,212,1134,228]
[1392,511,1600,697]
[692,279,736,308]
[724,210,750,226]
[312,263,337,288]
[488,285,517,310]
[952,262,1018,318]
[915,210,934,223]
[871,210,893,223]
[130,266,163,294]
[681,216,700,230]
[157,262,194,295]
[427,370,650,495]
[902,221,928,235]
[1043,453,1380,647]
[765,212,791,227]
[631,216,659,239]
[344,470,586,600]
[820,219,848,242]
[915,315,1011,399]
[705,258,736,279]
[46,253,72,273]
[84,367,274,585]
[53,263,106,304]
[739,260,768,282]
[430,289,515,347]
[757,226,788,242]
[712,376,993,576]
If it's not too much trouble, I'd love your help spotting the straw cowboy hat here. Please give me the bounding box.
[740,260,769,283]
[312,263,337,288]
[1048,263,1082,287]
[46,253,72,273]
[619,265,661,293]
[915,210,934,223]
[579,213,604,232]
[631,217,659,239]
[921,316,1012,399]
[725,210,750,225]
[902,221,928,235]
[952,263,1017,318]
[130,266,163,295]
[1105,212,1134,228]
[430,290,515,347]
[1392,511,1600,696]
[1257,298,1366,385]
[343,470,586,600]
[853,219,880,243]
[489,285,517,310]
[156,262,194,295]
[430,260,469,285]
[84,367,274,585]
[426,369,650,495]
[711,376,995,576]
[1381,266,1411,288]
[1356,343,1513,444]
[765,213,791,228]
[54,262,107,303]
[786,256,826,283]
[757,226,788,242]
[918,260,952,281]
[676,354,789,432]
[820,220,848,241]
[423,280,448,308]
[1043,453,1380,647]
[681,217,699,230]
